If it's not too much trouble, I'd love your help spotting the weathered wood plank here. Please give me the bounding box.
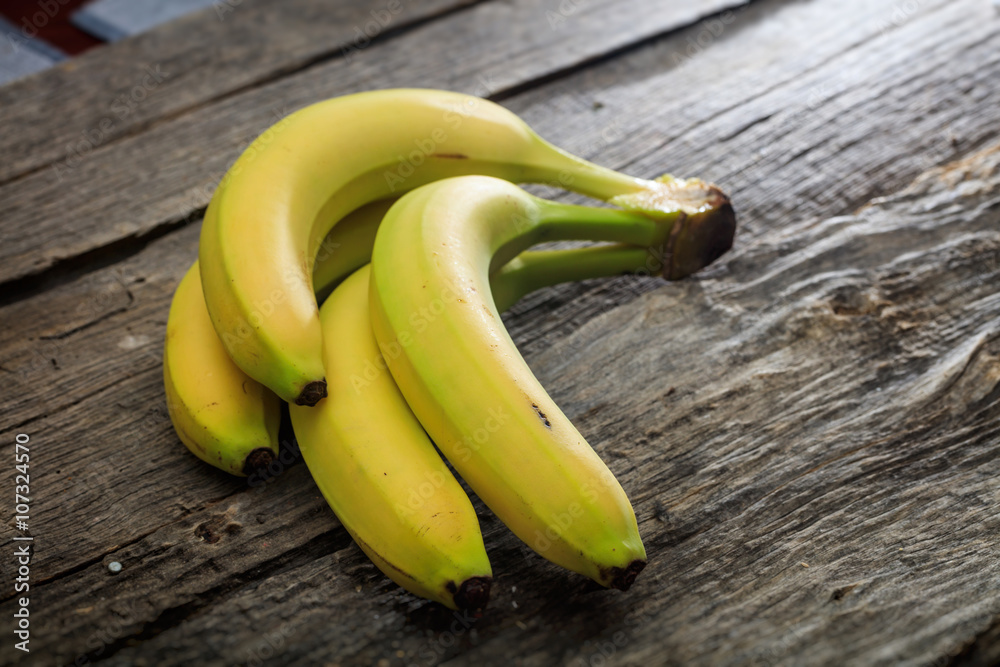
[0,0,990,579]
[136,138,1000,667]
[0,0,749,288]
[0,0,479,183]
[2,0,996,439]
[508,0,999,244]
[0,461,355,667]
[1,0,999,664]
[8,131,998,667]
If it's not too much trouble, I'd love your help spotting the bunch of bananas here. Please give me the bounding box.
[164,89,735,611]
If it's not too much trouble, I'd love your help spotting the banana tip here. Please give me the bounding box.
[607,559,646,592]
[242,448,276,476]
[662,186,736,280]
[452,576,492,611]
[295,379,328,406]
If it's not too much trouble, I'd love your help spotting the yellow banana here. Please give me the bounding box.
[164,265,281,476]
[290,264,491,610]
[290,244,662,609]
[199,88,736,405]
[166,198,656,476]
[164,199,395,476]
[369,175,734,590]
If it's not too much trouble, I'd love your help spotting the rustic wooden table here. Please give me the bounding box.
[2,0,999,664]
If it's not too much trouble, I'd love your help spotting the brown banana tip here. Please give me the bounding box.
[242,447,276,476]
[295,379,328,406]
[453,576,492,611]
[662,187,737,281]
[607,559,647,592]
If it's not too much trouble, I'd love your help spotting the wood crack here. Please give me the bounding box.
[0,209,199,310]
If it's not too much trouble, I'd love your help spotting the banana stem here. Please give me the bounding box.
[528,188,735,282]
[491,244,652,313]
[523,141,654,201]
[537,199,680,245]
[489,198,676,272]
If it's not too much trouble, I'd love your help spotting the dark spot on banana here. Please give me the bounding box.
[531,403,551,428]
[432,153,469,159]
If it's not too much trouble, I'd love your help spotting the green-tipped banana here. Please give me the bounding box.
[200,88,735,405]
[369,176,734,590]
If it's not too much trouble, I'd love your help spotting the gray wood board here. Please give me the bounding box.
[0,0,480,184]
[0,0,749,288]
[1,0,996,460]
[0,0,999,664]
[3,129,999,667]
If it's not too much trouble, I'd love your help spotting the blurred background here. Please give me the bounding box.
[1,0,217,83]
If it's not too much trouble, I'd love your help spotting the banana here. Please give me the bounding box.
[291,264,491,610]
[164,199,396,476]
[164,264,281,476]
[167,190,658,477]
[369,175,734,590]
[167,189,662,477]
[290,244,661,609]
[199,88,736,406]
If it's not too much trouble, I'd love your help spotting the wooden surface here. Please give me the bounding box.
[1,0,999,664]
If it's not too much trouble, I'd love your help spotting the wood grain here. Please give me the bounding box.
[0,0,479,184]
[2,0,997,451]
[1,0,999,664]
[0,0,749,289]
[5,128,998,667]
